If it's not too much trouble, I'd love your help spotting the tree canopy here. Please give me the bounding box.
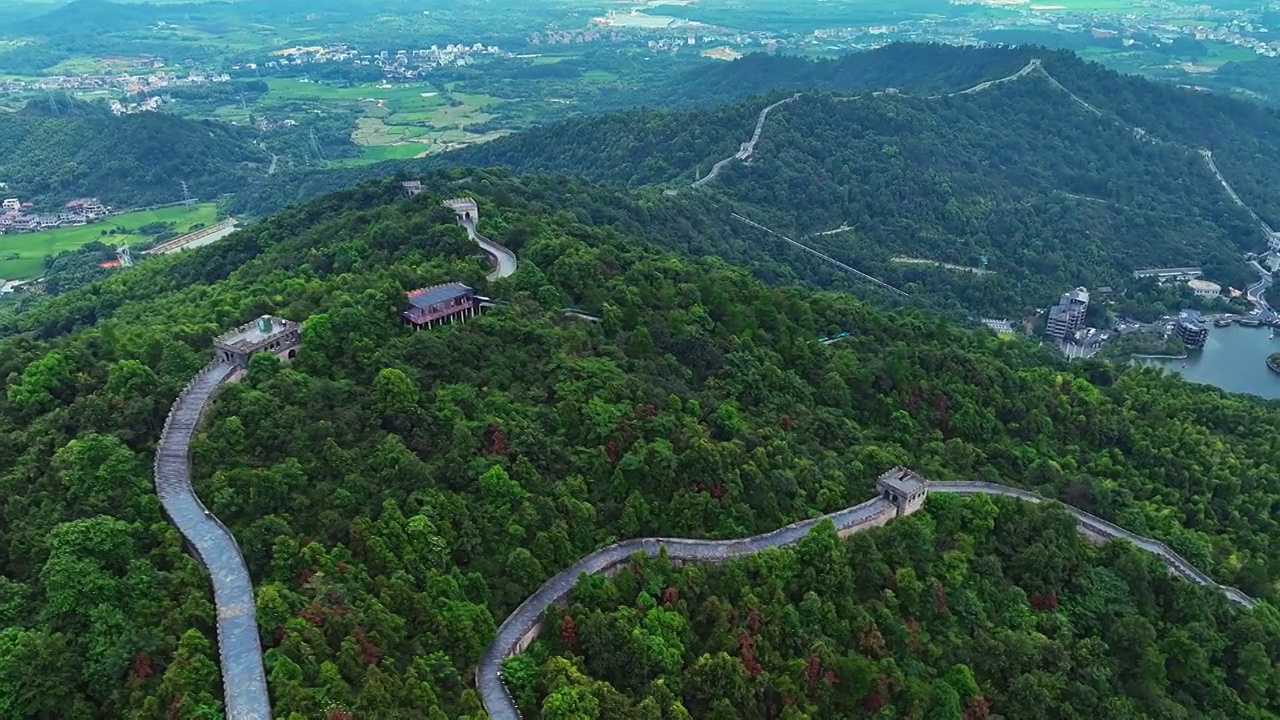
[0,170,1276,717]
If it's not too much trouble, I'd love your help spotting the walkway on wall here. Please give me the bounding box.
[154,363,272,720]
[942,58,1043,97]
[692,93,801,188]
[462,218,517,280]
[476,478,1257,719]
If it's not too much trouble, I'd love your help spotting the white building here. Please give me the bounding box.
[2,198,19,212]
[1188,278,1222,298]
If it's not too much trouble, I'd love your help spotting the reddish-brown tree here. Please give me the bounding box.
[560,614,578,650]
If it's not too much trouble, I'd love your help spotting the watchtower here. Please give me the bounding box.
[876,467,928,517]
[443,197,479,224]
[214,316,302,368]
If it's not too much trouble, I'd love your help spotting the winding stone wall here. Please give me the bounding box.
[477,480,1259,719]
[155,362,272,720]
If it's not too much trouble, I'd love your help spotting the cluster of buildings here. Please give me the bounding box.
[245,43,512,79]
[0,70,231,98]
[107,96,163,116]
[1045,281,1219,354]
[0,197,109,234]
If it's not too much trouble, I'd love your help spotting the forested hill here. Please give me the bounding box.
[1,170,1278,717]
[645,42,1041,108]
[227,44,1280,315]
[444,51,1280,314]
[0,102,269,208]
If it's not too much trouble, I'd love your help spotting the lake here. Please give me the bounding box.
[1143,324,1280,399]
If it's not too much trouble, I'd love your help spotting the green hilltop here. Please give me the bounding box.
[0,170,1277,718]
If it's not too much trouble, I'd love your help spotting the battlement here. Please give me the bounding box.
[444,197,479,223]
[875,466,928,516]
[213,315,302,367]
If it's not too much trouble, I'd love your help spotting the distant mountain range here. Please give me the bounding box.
[227,44,1280,314]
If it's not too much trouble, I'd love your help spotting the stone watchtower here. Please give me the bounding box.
[876,467,928,517]
[443,197,479,224]
[214,316,302,368]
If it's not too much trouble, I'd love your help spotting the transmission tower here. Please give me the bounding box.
[979,254,989,272]
[309,128,327,162]
[180,180,194,207]
[116,244,134,268]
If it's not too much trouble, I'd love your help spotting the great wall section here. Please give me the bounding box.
[152,195,1261,719]
[154,361,271,720]
[476,475,1258,720]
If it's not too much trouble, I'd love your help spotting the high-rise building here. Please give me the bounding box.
[1046,287,1089,339]
[1174,310,1208,348]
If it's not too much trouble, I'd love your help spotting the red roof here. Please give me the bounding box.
[100,260,121,269]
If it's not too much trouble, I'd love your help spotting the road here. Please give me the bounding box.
[692,94,800,188]
[155,363,271,720]
[1247,260,1274,314]
[476,478,1257,718]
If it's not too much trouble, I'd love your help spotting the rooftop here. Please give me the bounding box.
[215,315,298,351]
[407,282,473,309]
[877,466,927,496]
[1177,309,1205,326]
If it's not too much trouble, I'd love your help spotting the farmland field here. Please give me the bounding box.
[0,203,219,280]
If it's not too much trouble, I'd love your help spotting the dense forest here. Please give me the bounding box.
[0,101,269,207]
[225,44,1280,317]
[517,497,1280,718]
[0,171,1277,717]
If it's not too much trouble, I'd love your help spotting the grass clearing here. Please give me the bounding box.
[0,203,219,280]
[530,54,575,65]
[46,56,105,74]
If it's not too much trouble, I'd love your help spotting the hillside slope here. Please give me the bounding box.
[228,45,1280,315]
[0,171,1277,717]
[0,105,268,207]
[451,62,1273,314]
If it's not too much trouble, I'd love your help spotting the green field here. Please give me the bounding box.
[0,203,218,280]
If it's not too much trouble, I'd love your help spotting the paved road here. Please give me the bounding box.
[1247,260,1274,314]
[477,479,1256,718]
[692,94,800,188]
[155,363,272,720]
